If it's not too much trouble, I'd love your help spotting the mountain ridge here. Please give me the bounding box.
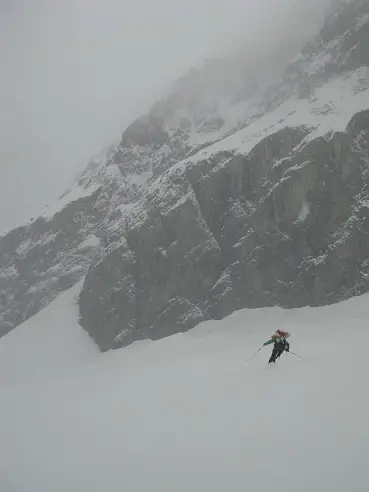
[1,0,369,349]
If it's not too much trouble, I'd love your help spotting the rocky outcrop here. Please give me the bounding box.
[79,163,228,349]
[267,0,369,107]
[79,112,369,350]
[78,240,137,351]
[0,190,103,336]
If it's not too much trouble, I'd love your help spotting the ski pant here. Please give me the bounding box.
[268,341,289,363]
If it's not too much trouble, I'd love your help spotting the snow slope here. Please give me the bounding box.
[185,67,369,164]
[1,285,368,492]
[0,282,98,385]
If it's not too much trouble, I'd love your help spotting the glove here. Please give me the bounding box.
[285,346,290,352]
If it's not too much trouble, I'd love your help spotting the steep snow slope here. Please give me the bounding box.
[1,286,368,492]
[188,67,369,161]
[0,282,98,385]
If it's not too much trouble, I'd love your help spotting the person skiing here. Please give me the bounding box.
[263,329,290,363]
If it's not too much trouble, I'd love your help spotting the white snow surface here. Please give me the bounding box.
[40,183,101,220]
[78,234,100,249]
[1,285,369,492]
[0,283,98,385]
[187,67,369,163]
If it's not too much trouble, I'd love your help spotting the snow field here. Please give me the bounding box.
[0,285,368,492]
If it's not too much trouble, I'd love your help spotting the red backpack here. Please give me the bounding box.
[276,330,289,337]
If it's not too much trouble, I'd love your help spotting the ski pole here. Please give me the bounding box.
[246,346,263,363]
[288,350,307,361]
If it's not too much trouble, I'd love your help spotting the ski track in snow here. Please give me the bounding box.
[0,285,368,492]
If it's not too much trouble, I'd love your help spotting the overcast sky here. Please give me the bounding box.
[0,0,330,234]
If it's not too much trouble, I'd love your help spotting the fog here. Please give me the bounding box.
[0,0,331,234]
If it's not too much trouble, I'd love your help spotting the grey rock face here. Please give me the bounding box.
[0,191,103,336]
[149,297,206,341]
[267,0,369,107]
[79,167,227,349]
[79,240,137,351]
[79,112,369,350]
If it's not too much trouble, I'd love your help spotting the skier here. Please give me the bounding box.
[263,329,290,363]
